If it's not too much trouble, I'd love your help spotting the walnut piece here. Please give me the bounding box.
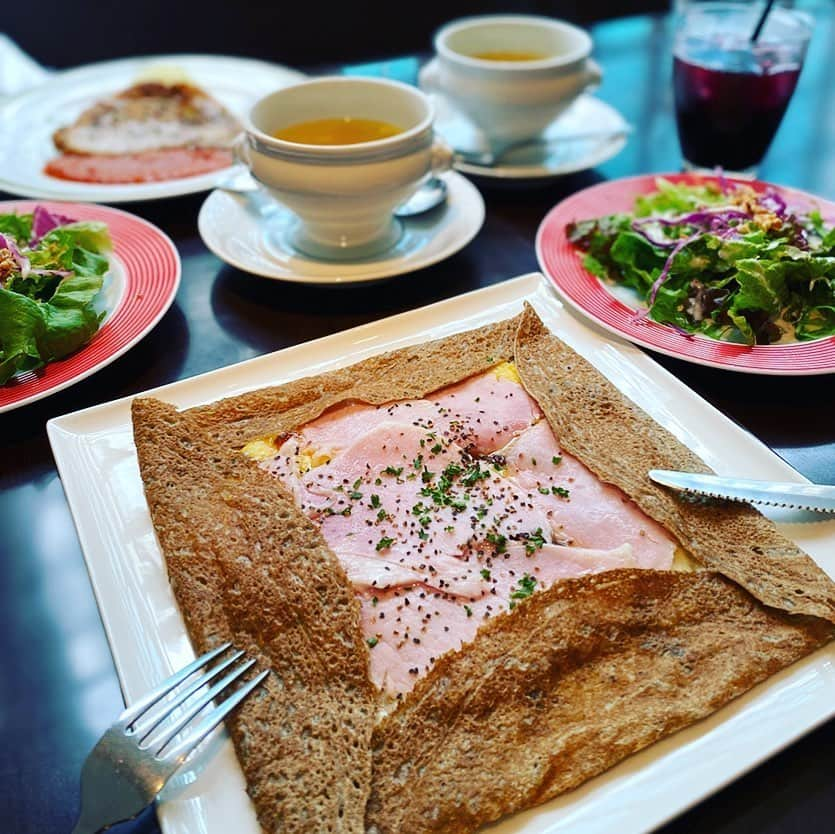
[0,248,16,282]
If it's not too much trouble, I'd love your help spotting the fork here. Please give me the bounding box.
[71,642,269,834]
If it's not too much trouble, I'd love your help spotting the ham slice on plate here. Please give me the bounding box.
[259,368,679,695]
[298,366,541,457]
[44,148,234,184]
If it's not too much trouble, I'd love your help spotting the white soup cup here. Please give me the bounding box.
[237,77,452,260]
[419,15,602,149]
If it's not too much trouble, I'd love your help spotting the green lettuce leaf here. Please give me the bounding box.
[0,212,33,243]
[647,282,693,331]
[729,260,787,317]
[609,231,666,293]
[40,273,105,359]
[635,178,725,217]
[0,287,47,383]
[795,305,835,340]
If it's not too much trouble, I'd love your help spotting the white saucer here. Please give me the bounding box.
[431,89,629,180]
[197,171,485,284]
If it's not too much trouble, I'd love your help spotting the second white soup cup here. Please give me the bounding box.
[237,77,452,260]
[419,15,603,149]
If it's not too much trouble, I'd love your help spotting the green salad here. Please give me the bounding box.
[567,178,835,345]
[0,206,111,383]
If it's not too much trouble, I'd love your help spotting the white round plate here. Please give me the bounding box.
[0,54,305,203]
[197,172,485,284]
[430,86,629,180]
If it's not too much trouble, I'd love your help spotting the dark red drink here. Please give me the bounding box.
[673,56,801,171]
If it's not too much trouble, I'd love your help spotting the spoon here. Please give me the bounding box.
[453,126,633,168]
[216,168,449,219]
[394,176,448,218]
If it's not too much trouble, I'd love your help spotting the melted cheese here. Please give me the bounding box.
[493,361,521,384]
[295,448,332,473]
[241,438,279,462]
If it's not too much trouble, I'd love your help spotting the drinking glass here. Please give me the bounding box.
[673,2,812,176]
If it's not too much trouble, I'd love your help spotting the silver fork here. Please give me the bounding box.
[71,642,269,834]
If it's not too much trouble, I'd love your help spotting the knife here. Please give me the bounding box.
[648,470,835,514]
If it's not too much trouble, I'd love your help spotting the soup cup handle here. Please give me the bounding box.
[583,59,603,92]
[418,58,441,94]
[430,136,454,174]
[232,133,252,167]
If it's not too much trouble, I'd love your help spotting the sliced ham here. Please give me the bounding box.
[361,541,640,693]
[44,148,234,184]
[429,372,542,453]
[259,368,680,695]
[297,369,541,458]
[502,420,677,569]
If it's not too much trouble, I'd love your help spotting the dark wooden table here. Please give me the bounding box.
[2,8,835,834]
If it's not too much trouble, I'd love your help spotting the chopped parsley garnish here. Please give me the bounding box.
[370,494,381,508]
[349,490,363,500]
[418,529,429,541]
[486,532,507,554]
[376,509,387,522]
[444,525,455,533]
[537,486,551,495]
[384,466,403,477]
[413,454,423,470]
[374,477,383,486]
[340,507,352,517]
[551,486,570,498]
[480,568,491,580]
[464,604,473,617]
[524,528,546,555]
[552,455,562,465]
[376,536,394,552]
[509,574,537,608]
[443,462,463,478]
[371,596,378,607]
[367,636,379,648]
[421,468,434,483]
[461,463,489,487]
[430,443,443,455]
[352,477,363,490]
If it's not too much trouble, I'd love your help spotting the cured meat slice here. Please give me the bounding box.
[44,148,233,184]
[503,420,677,568]
[260,368,679,694]
[361,542,640,693]
[298,366,541,458]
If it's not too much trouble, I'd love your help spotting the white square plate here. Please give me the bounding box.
[48,274,835,834]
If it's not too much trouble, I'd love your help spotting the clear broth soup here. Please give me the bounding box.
[273,117,403,145]
[468,50,550,62]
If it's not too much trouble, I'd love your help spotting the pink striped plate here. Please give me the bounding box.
[536,173,835,375]
[0,200,180,412]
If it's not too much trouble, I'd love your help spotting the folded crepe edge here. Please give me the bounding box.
[132,396,376,833]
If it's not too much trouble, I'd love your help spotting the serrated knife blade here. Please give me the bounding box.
[648,470,835,514]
